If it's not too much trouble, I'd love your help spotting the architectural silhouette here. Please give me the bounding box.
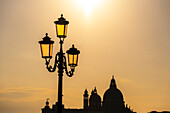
[148,111,170,113]
[42,76,136,113]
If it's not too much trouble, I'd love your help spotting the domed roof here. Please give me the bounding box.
[103,76,124,103]
[89,87,102,109]
[103,87,123,101]
[89,87,101,102]
[103,76,125,113]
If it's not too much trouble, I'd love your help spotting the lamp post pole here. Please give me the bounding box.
[58,39,64,113]
[38,14,80,113]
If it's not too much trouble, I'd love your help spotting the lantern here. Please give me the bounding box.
[66,45,80,68]
[54,14,69,38]
[39,33,54,58]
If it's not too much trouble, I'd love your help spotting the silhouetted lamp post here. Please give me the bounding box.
[38,14,80,113]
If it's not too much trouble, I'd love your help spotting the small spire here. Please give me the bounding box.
[46,98,50,106]
[94,87,97,93]
[112,75,114,79]
[91,89,94,94]
[45,33,48,36]
[61,14,63,17]
[72,44,75,48]
[126,104,128,108]
[84,89,88,94]
[84,89,88,97]
[110,75,117,88]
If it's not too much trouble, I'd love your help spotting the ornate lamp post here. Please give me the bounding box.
[38,14,80,113]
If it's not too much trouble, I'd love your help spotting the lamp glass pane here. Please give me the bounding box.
[41,44,50,57]
[68,54,74,65]
[73,54,77,65]
[57,24,64,36]
[50,44,53,57]
[64,25,68,36]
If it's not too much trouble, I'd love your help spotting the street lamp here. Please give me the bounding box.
[54,14,69,38]
[66,45,80,68]
[39,33,54,58]
[38,14,80,113]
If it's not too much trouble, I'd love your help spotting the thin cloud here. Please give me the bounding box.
[118,78,134,84]
[0,87,56,102]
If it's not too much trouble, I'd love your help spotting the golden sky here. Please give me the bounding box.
[0,0,170,113]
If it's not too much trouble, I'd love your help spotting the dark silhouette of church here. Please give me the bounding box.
[42,76,136,113]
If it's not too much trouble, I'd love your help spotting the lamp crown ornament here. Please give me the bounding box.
[39,33,54,44]
[54,14,69,25]
[59,14,65,21]
[66,44,80,55]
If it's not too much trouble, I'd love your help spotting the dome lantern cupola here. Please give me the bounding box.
[94,87,97,93]
[46,98,50,106]
[110,75,117,88]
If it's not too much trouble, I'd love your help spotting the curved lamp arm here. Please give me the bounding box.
[63,56,74,77]
[45,53,59,72]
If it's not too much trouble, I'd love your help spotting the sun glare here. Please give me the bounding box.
[75,0,103,15]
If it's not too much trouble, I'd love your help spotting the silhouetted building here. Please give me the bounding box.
[42,76,136,113]
[148,111,170,113]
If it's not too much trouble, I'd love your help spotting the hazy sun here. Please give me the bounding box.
[75,0,103,15]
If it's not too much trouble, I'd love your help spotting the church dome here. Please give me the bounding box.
[103,87,123,101]
[103,76,125,113]
[103,76,124,101]
[89,92,101,102]
[89,87,101,110]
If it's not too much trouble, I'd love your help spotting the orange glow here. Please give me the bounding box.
[56,25,68,37]
[68,54,78,66]
[57,25,64,36]
[40,44,53,58]
[41,44,50,57]
[1,1,170,113]
[68,54,73,65]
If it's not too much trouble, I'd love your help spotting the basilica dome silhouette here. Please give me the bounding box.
[103,86,124,102]
[103,76,125,113]
[89,87,102,110]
